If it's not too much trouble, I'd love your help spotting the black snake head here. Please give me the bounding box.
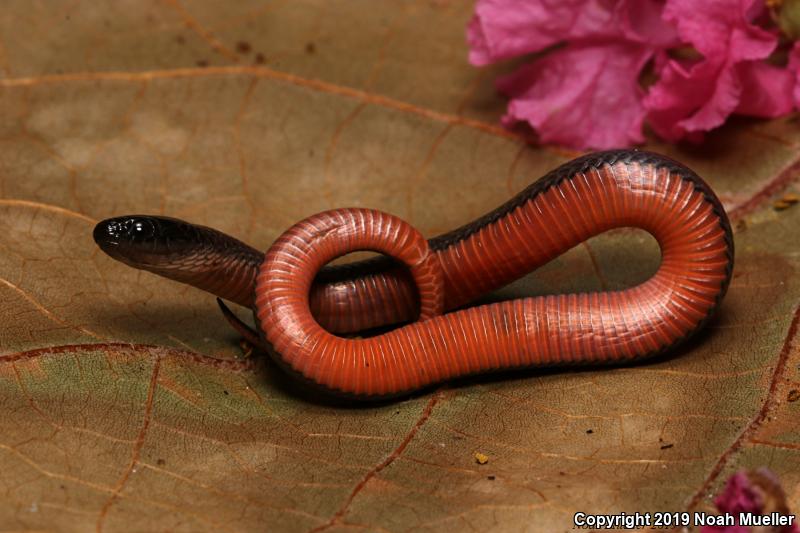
[93,215,205,269]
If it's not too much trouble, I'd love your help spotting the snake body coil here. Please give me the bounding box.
[94,150,734,398]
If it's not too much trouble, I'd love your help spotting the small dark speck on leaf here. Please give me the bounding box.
[735,219,747,232]
[59,484,66,490]
[660,443,674,450]
[223,390,229,396]
[788,389,800,402]
[65,14,71,21]
[586,429,593,434]
[236,41,251,54]
[196,60,209,68]
[157,458,166,466]
[487,475,495,480]
[305,42,316,54]
[559,471,566,476]
[254,53,266,65]
[176,35,185,44]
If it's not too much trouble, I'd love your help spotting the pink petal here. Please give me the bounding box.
[701,469,799,533]
[644,0,784,141]
[735,61,795,117]
[467,0,622,66]
[714,471,763,514]
[788,41,800,109]
[617,0,679,47]
[679,61,742,133]
[644,58,728,141]
[662,0,777,61]
[498,42,652,150]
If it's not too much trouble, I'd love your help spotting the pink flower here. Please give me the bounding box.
[467,0,800,149]
[644,0,795,142]
[701,468,799,533]
[467,0,678,150]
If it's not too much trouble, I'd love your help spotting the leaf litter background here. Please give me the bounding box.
[0,1,798,532]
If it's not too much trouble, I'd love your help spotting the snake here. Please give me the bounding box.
[93,150,734,399]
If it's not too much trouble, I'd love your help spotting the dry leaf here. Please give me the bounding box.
[0,2,798,532]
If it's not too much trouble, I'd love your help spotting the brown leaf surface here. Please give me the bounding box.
[0,2,799,532]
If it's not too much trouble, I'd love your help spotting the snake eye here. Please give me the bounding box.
[127,218,156,241]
